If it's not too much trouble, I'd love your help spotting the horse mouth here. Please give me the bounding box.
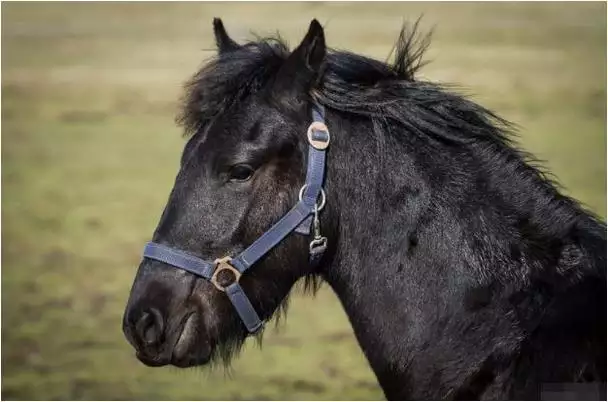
[170,312,212,368]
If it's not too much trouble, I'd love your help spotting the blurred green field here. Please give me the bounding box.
[1,2,605,400]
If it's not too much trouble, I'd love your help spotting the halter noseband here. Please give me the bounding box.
[142,102,330,333]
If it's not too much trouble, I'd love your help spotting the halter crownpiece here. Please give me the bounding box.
[142,102,330,333]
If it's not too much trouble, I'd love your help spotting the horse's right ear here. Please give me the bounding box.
[213,18,240,54]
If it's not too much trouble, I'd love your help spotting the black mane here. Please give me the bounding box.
[178,21,513,147]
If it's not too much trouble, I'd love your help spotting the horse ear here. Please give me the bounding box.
[213,18,240,54]
[273,19,326,98]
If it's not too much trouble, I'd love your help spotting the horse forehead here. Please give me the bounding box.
[214,102,266,133]
[214,104,291,145]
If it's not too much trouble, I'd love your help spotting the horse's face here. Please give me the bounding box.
[123,19,326,368]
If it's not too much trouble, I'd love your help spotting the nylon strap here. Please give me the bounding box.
[296,103,327,234]
[226,282,263,333]
[143,242,215,279]
[231,201,312,272]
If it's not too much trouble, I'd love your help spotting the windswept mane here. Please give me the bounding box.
[178,21,512,148]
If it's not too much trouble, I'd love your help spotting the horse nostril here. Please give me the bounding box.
[135,308,164,347]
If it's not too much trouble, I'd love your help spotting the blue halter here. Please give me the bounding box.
[142,102,330,333]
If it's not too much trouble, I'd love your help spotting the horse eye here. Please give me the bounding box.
[228,164,254,182]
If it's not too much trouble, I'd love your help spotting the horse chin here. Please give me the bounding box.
[170,312,213,368]
[170,353,211,368]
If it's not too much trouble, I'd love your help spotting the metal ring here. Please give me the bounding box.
[298,185,326,211]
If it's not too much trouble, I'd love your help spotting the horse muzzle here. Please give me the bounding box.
[122,261,214,368]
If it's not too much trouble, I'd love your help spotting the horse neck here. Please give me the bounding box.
[318,111,606,398]
[320,112,456,396]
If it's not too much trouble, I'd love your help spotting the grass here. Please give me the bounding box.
[1,2,605,400]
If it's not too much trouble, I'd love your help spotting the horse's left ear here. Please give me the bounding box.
[273,19,326,98]
[213,18,241,54]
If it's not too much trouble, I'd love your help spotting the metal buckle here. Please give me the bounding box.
[211,256,241,292]
[309,237,327,255]
[307,121,330,150]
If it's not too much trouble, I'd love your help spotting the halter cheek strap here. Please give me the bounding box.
[142,102,330,333]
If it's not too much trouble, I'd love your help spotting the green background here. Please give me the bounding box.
[2,2,605,400]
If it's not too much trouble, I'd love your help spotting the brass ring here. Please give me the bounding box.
[211,257,241,292]
[307,122,330,150]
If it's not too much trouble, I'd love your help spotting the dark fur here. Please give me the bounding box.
[123,19,606,400]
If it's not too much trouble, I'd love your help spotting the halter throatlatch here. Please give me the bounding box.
[142,102,330,333]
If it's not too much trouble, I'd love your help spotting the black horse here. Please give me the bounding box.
[123,19,606,400]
